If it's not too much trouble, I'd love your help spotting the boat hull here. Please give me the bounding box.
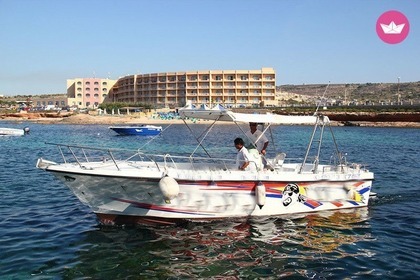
[0,127,26,136]
[47,167,373,226]
[109,126,162,136]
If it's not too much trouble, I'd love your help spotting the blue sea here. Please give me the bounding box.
[0,122,419,279]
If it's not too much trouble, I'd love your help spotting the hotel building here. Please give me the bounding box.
[107,67,276,108]
[67,78,117,108]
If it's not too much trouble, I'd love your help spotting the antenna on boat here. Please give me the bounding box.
[314,81,330,115]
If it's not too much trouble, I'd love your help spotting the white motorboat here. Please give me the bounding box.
[0,127,30,136]
[36,105,374,226]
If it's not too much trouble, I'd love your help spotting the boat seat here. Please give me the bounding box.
[271,153,286,168]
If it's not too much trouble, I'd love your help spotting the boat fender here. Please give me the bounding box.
[256,182,266,209]
[159,176,179,202]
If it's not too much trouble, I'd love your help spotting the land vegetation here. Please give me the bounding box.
[278,81,420,107]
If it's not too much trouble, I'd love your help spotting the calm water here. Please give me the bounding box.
[0,122,419,279]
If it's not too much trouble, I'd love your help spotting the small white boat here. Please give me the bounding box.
[37,105,374,226]
[109,125,162,136]
[0,127,30,136]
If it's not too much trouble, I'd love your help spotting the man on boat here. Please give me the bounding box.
[234,137,251,171]
[245,122,269,166]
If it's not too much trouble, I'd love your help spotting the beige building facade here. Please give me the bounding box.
[67,78,117,108]
[107,68,276,108]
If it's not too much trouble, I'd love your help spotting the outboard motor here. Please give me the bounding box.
[23,127,30,134]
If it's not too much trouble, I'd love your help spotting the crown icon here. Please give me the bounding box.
[380,21,405,34]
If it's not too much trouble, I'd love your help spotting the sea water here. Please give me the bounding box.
[0,122,419,279]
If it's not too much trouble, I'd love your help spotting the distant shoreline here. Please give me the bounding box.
[0,112,419,128]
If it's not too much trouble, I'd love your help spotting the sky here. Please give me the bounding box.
[0,0,419,95]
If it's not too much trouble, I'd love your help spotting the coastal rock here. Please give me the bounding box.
[325,112,420,122]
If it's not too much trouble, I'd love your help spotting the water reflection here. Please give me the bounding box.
[61,208,373,278]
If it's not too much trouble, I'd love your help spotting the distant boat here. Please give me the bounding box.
[109,125,162,136]
[0,127,30,136]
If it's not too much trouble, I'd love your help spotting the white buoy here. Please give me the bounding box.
[256,182,266,209]
[159,176,179,202]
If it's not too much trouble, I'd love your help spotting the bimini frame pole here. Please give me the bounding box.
[183,116,220,158]
[301,117,318,173]
[328,123,346,172]
[300,116,326,173]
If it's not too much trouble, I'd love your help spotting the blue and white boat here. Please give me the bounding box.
[109,125,162,136]
[37,104,374,226]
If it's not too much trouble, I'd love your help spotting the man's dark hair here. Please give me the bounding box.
[234,137,244,145]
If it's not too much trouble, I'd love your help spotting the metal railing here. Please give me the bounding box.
[44,143,366,175]
[45,142,238,173]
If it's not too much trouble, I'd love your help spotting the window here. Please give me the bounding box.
[102,82,107,85]
[86,94,90,97]
[86,81,90,85]
[85,87,90,91]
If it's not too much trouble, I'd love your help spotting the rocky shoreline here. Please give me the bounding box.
[0,111,419,127]
[317,111,420,127]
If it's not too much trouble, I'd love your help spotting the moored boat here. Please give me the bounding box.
[109,125,162,136]
[0,127,30,136]
[37,105,374,226]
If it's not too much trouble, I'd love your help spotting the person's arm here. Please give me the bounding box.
[240,161,250,170]
[261,141,269,155]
